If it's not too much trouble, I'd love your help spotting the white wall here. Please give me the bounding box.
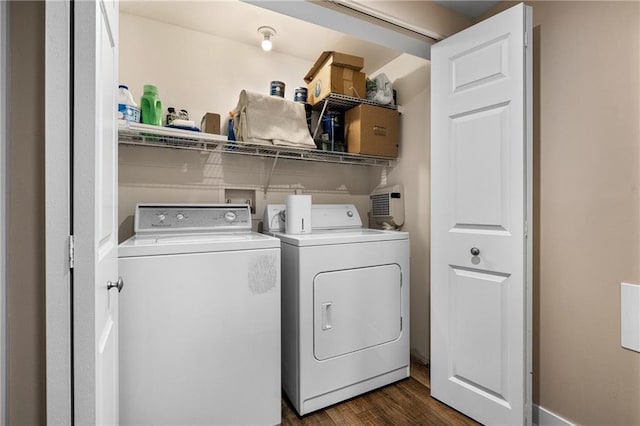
[118,13,378,239]
[120,13,314,131]
[370,54,431,362]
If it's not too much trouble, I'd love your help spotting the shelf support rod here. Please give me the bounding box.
[264,151,280,195]
[312,99,329,140]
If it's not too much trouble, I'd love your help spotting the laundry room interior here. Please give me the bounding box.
[112,1,640,424]
[115,1,470,422]
[3,1,640,425]
[117,0,441,365]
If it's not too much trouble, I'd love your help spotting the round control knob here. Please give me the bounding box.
[157,214,166,222]
[347,210,354,218]
[224,211,237,222]
[470,247,480,256]
[176,213,185,221]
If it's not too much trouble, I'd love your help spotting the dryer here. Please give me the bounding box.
[119,204,281,425]
[264,204,410,415]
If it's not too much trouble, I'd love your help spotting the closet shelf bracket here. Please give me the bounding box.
[264,151,279,195]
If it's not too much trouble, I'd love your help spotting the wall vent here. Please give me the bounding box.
[369,184,404,230]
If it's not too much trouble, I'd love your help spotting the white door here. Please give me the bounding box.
[431,3,532,425]
[73,0,120,424]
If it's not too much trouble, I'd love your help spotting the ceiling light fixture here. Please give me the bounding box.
[258,26,276,52]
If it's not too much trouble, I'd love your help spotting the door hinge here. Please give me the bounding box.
[524,31,529,48]
[525,221,529,239]
[69,235,75,269]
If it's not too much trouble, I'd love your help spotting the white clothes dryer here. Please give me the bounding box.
[119,204,281,426]
[264,204,410,415]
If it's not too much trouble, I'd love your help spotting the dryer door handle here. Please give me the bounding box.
[322,302,332,331]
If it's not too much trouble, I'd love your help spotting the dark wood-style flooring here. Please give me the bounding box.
[281,359,480,425]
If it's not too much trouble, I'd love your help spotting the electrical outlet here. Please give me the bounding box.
[622,282,640,352]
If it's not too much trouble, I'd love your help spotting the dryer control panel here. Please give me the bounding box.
[263,204,363,232]
[311,204,362,230]
[135,204,252,234]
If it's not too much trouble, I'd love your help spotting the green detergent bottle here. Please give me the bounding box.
[140,84,162,126]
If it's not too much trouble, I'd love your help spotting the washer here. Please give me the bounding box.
[119,204,281,426]
[263,204,410,415]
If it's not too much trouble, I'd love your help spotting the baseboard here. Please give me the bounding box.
[533,405,574,426]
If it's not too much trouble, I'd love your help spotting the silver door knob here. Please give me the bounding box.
[470,247,480,256]
[107,277,124,292]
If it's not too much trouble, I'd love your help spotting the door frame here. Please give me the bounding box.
[44,1,73,424]
[525,7,534,420]
[0,1,8,423]
[43,1,530,423]
[42,1,435,420]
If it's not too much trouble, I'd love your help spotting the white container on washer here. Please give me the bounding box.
[285,195,312,234]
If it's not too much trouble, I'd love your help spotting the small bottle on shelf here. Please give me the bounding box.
[166,107,177,126]
[227,111,236,141]
[117,85,140,123]
[140,84,163,126]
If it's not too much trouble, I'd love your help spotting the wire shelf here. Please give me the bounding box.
[310,93,398,112]
[118,121,395,167]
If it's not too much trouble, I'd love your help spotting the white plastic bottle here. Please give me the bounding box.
[117,85,141,123]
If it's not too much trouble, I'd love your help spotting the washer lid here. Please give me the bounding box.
[119,231,280,257]
[266,228,409,247]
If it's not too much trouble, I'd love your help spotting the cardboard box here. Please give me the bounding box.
[345,104,399,158]
[201,112,221,134]
[304,51,366,105]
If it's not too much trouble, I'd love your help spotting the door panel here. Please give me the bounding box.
[98,20,116,247]
[451,35,509,93]
[450,266,511,403]
[451,102,510,230]
[431,3,532,425]
[314,265,402,360]
[74,0,119,424]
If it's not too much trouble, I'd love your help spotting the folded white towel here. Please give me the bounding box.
[233,90,315,149]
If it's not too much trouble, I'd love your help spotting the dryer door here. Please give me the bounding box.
[313,264,402,360]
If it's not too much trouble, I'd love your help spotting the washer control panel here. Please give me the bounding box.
[135,204,252,233]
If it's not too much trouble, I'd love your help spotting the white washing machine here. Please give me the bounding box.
[263,204,410,415]
[119,204,281,426]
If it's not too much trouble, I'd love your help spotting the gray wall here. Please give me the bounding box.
[7,1,46,424]
[477,2,640,424]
